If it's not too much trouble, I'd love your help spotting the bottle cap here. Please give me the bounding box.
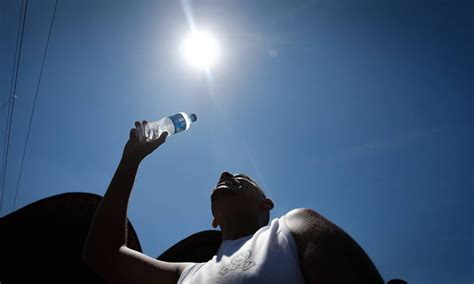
[190,113,197,122]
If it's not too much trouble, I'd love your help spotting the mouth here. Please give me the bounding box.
[217,176,241,187]
[213,181,241,191]
[211,179,243,200]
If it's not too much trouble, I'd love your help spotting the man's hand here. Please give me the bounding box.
[122,120,168,164]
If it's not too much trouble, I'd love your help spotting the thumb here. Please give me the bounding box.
[149,131,169,148]
[158,131,169,142]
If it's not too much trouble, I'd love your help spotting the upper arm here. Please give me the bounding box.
[284,208,384,284]
[85,245,194,284]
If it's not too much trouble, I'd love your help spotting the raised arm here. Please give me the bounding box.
[82,121,192,283]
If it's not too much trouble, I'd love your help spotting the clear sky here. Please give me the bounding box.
[0,0,472,283]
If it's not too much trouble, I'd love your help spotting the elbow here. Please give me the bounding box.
[82,243,92,263]
[82,240,123,274]
[82,231,116,264]
[82,239,106,271]
[82,241,98,269]
[82,243,111,276]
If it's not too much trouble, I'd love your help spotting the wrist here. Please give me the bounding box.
[120,154,142,169]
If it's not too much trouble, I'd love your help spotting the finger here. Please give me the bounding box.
[129,128,137,140]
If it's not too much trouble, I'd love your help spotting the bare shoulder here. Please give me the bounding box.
[283,207,347,264]
[282,208,384,283]
[283,208,337,236]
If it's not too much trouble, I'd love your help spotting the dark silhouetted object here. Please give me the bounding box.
[0,192,142,283]
[158,230,221,262]
[387,279,408,284]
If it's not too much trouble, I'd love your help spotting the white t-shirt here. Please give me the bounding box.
[177,214,306,283]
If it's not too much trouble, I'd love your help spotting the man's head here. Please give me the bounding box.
[210,172,274,230]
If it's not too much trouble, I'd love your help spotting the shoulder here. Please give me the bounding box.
[282,208,344,264]
[282,208,358,258]
[282,208,369,256]
[282,208,385,283]
[283,208,337,236]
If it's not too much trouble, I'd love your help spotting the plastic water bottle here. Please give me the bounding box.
[137,112,197,142]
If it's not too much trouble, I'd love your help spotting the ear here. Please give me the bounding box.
[212,218,218,228]
[262,198,274,210]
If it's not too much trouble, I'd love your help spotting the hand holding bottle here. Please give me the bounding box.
[139,112,197,142]
[122,120,168,164]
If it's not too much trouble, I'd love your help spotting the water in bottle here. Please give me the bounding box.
[137,112,197,142]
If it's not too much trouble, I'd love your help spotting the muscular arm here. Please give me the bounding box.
[82,123,192,283]
[83,156,139,259]
[284,208,384,284]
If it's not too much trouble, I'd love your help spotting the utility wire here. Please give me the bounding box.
[12,0,59,211]
[0,0,28,216]
[0,97,12,110]
[0,95,19,110]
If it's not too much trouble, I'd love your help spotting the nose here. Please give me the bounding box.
[219,171,234,182]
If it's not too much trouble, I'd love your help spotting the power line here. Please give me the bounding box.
[0,0,28,216]
[12,0,59,211]
[0,95,19,110]
[0,97,12,110]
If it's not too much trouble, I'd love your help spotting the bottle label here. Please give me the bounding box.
[169,113,187,134]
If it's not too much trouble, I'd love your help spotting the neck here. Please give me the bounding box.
[220,219,264,241]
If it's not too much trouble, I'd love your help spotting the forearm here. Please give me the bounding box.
[83,155,140,259]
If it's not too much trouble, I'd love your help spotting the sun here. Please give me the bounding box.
[181,30,220,70]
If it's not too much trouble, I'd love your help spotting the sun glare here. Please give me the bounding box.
[181,30,220,70]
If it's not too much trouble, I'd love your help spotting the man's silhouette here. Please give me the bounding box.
[82,120,384,283]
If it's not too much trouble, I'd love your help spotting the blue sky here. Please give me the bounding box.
[0,0,472,283]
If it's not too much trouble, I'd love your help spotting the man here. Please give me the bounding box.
[82,120,385,283]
